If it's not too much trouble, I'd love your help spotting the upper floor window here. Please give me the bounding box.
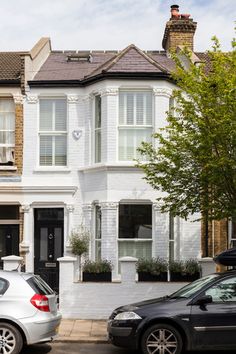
[39,99,67,166]
[0,98,15,165]
[119,90,153,161]
[94,95,101,163]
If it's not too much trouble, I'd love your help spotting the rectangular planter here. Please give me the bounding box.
[82,272,112,282]
[170,272,200,282]
[138,272,168,282]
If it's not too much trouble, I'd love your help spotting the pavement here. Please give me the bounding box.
[56,319,108,343]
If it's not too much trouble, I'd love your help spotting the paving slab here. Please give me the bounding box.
[56,319,108,343]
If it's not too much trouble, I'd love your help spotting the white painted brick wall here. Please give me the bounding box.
[58,256,187,319]
[22,80,201,274]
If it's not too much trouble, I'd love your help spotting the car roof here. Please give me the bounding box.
[0,270,34,280]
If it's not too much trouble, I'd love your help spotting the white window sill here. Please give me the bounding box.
[78,162,142,173]
[33,167,71,173]
[0,166,17,171]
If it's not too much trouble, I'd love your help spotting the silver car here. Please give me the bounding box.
[0,270,61,354]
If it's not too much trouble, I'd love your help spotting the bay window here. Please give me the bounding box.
[39,98,67,166]
[119,90,153,161]
[0,98,15,165]
[118,204,152,260]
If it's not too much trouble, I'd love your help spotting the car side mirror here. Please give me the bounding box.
[193,295,213,306]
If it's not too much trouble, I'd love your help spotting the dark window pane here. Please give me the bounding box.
[119,204,152,239]
[27,275,54,295]
[0,206,19,219]
[35,208,64,221]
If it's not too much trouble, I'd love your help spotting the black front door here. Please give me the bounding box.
[0,225,19,269]
[34,208,64,293]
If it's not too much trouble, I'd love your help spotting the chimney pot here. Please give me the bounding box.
[162,5,197,52]
[171,4,180,19]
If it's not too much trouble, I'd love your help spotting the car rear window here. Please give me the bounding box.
[27,275,54,295]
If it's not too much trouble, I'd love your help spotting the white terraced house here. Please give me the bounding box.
[0,5,216,291]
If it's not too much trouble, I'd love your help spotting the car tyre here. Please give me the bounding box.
[0,322,23,354]
[141,323,183,354]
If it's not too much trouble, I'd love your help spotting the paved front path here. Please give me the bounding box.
[56,319,108,342]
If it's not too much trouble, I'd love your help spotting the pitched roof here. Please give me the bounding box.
[0,53,21,82]
[30,43,211,86]
[32,44,174,85]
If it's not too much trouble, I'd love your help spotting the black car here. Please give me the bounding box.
[108,271,236,354]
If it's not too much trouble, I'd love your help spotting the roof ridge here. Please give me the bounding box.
[85,44,169,79]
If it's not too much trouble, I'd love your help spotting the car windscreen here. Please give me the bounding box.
[27,275,54,295]
[169,274,219,299]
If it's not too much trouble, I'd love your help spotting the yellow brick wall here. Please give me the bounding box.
[14,103,24,174]
[168,32,194,51]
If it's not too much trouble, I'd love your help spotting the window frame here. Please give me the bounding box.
[94,95,102,163]
[38,98,68,167]
[118,90,153,162]
[0,98,15,166]
[118,202,153,262]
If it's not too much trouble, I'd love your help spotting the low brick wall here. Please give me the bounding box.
[58,256,187,319]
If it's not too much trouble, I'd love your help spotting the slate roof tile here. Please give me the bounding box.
[0,53,21,81]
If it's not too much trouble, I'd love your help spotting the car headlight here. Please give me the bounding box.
[114,311,142,320]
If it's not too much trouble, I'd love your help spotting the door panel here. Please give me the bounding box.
[34,208,64,293]
[191,275,236,349]
[0,225,19,269]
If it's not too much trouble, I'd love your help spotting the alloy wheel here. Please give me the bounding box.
[0,323,22,354]
[145,327,179,354]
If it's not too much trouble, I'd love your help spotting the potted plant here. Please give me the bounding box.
[169,260,185,281]
[82,259,113,282]
[69,225,90,280]
[169,259,201,282]
[184,259,201,281]
[137,257,168,282]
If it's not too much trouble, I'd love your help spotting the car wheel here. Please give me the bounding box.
[0,322,23,354]
[141,323,183,354]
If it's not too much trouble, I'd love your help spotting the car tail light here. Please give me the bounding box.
[30,294,50,312]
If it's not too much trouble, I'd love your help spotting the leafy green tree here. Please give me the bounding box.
[138,36,236,221]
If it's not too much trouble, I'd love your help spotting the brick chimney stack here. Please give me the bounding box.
[162,5,197,52]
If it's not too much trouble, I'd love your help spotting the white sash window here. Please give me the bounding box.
[39,99,67,166]
[0,99,15,165]
[119,90,153,161]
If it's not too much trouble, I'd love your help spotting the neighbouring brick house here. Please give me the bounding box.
[0,5,231,291]
[0,38,51,268]
[0,50,24,267]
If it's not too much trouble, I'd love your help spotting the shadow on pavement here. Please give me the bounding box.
[21,344,52,354]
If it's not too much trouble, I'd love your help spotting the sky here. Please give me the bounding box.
[1,0,235,52]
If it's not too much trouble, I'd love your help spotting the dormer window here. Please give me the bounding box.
[67,52,93,63]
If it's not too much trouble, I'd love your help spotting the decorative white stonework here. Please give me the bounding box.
[82,94,93,102]
[100,202,119,210]
[100,88,119,97]
[21,205,30,213]
[66,204,75,213]
[26,95,38,104]
[153,202,164,211]
[72,130,83,140]
[153,88,172,98]
[13,95,24,105]
[67,95,79,103]
[82,204,93,212]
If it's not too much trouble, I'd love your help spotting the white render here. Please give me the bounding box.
[21,78,201,277]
